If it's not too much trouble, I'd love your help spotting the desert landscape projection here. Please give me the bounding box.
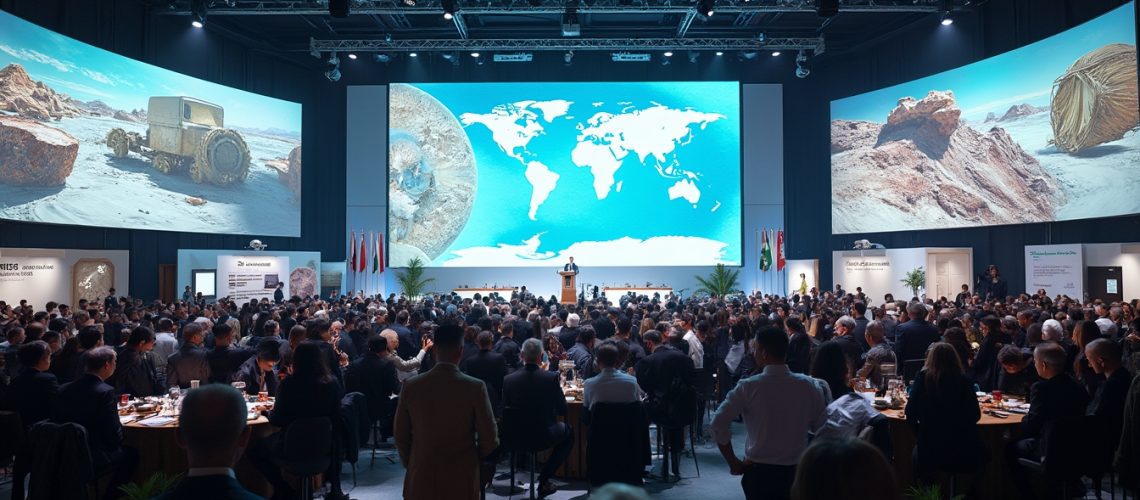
[830,2,1139,234]
[387,82,742,268]
[0,11,302,236]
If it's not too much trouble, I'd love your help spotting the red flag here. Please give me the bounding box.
[349,230,356,272]
[776,229,786,271]
[359,230,367,272]
[377,232,385,273]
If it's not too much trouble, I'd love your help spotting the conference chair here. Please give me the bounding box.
[500,407,552,500]
[271,417,333,500]
[1016,416,1087,499]
[583,402,650,487]
[22,421,97,500]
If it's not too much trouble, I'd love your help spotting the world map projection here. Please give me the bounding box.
[387,82,742,268]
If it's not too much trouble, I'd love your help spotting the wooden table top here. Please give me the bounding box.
[878,404,1024,426]
[124,414,271,429]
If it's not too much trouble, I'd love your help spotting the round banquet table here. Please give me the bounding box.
[123,414,276,497]
[878,406,1024,497]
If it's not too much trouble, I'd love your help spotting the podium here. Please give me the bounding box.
[559,271,577,304]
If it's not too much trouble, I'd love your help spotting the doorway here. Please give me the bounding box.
[1087,266,1123,303]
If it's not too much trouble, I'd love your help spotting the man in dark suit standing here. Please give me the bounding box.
[273,282,285,305]
[157,384,261,500]
[4,340,58,427]
[785,317,814,375]
[493,321,521,373]
[392,310,419,361]
[104,289,117,311]
[462,331,509,415]
[850,302,870,351]
[635,329,696,478]
[346,335,400,428]
[894,302,941,363]
[563,256,579,275]
[167,323,211,389]
[53,347,138,500]
[206,323,254,385]
[502,338,573,497]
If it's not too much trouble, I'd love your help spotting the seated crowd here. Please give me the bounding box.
[0,281,1138,500]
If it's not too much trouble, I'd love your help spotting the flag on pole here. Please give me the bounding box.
[776,229,786,271]
[350,230,357,273]
[376,232,384,273]
[760,229,772,271]
[359,230,367,273]
[372,232,379,273]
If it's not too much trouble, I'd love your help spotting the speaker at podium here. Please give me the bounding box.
[558,271,577,304]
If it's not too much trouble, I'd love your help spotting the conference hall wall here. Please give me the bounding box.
[782,0,1140,295]
[0,0,346,301]
[347,84,784,298]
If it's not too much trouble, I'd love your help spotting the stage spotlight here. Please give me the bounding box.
[443,0,457,19]
[816,0,838,17]
[564,50,574,66]
[475,53,485,65]
[715,51,724,56]
[402,0,416,6]
[663,51,674,57]
[698,0,714,17]
[794,50,811,78]
[409,52,418,57]
[348,53,358,60]
[771,51,781,57]
[325,53,341,82]
[441,52,458,65]
[190,0,207,27]
[660,53,671,66]
[940,12,954,25]
[562,8,580,37]
[329,0,350,18]
[385,33,393,42]
[470,51,480,58]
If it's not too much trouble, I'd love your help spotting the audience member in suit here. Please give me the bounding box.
[614,317,647,371]
[157,385,261,500]
[112,326,162,397]
[997,344,1040,401]
[3,326,25,379]
[583,341,643,410]
[1116,370,1140,492]
[493,321,521,373]
[785,317,814,375]
[273,282,285,305]
[52,347,138,500]
[4,340,58,427]
[905,343,987,483]
[850,302,871,351]
[207,323,255,385]
[50,326,103,384]
[233,340,281,397]
[970,316,1013,392]
[250,342,346,500]
[167,323,210,389]
[1009,342,1090,495]
[635,328,696,477]
[566,326,599,380]
[346,335,400,426]
[1086,339,1132,443]
[303,318,346,387]
[558,314,582,351]
[829,316,865,373]
[392,311,420,360]
[461,331,509,416]
[501,337,573,497]
[395,324,499,500]
[894,303,941,364]
[592,311,616,341]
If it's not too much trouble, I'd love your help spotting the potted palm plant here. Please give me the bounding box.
[901,266,926,298]
[396,257,435,299]
[694,264,741,298]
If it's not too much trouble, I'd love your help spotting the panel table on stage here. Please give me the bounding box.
[451,287,519,300]
[602,287,674,299]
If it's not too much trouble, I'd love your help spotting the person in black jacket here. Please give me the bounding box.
[493,321,521,373]
[233,340,282,397]
[112,326,162,397]
[635,329,695,478]
[894,303,941,365]
[566,326,598,380]
[158,384,261,500]
[4,340,58,428]
[970,316,1012,392]
[53,346,139,500]
[462,331,509,415]
[206,323,255,385]
[1009,342,1089,495]
[905,342,987,483]
[50,326,103,384]
[345,335,400,427]
[1085,339,1132,443]
[167,323,210,389]
[996,345,1039,400]
[250,342,346,500]
[785,317,814,374]
[502,337,573,497]
[273,282,285,305]
[984,265,1008,301]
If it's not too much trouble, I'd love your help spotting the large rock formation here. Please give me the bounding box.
[0,64,80,120]
[267,145,302,202]
[831,90,1064,233]
[997,103,1046,122]
[0,117,79,186]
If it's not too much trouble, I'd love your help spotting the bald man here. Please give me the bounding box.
[158,385,260,499]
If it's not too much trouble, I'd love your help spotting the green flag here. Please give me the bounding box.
[760,229,772,271]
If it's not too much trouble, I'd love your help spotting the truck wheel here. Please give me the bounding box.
[106,128,130,158]
[153,153,177,174]
[192,128,250,185]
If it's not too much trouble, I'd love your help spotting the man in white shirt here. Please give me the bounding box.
[710,326,829,500]
[152,318,179,386]
[680,314,704,370]
[583,341,643,409]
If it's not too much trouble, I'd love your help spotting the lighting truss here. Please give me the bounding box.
[309,36,825,55]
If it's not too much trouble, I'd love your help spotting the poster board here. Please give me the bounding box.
[216,255,290,302]
[1025,244,1085,299]
[0,248,129,307]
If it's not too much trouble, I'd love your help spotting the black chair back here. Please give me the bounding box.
[585,402,649,487]
[501,407,552,453]
[279,417,333,476]
[1039,416,1087,477]
[26,421,95,500]
[1077,414,1114,477]
[902,359,925,383]
[861,413,893,462]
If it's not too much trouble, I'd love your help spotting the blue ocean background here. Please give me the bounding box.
[406,81,742,266]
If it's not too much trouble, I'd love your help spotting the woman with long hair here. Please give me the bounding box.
[905,342,987,488]
[1073,319,1103,395]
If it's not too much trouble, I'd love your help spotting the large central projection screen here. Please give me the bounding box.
[0,11,302,237]
[388,82,742,268]
[830,2,1138,235]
